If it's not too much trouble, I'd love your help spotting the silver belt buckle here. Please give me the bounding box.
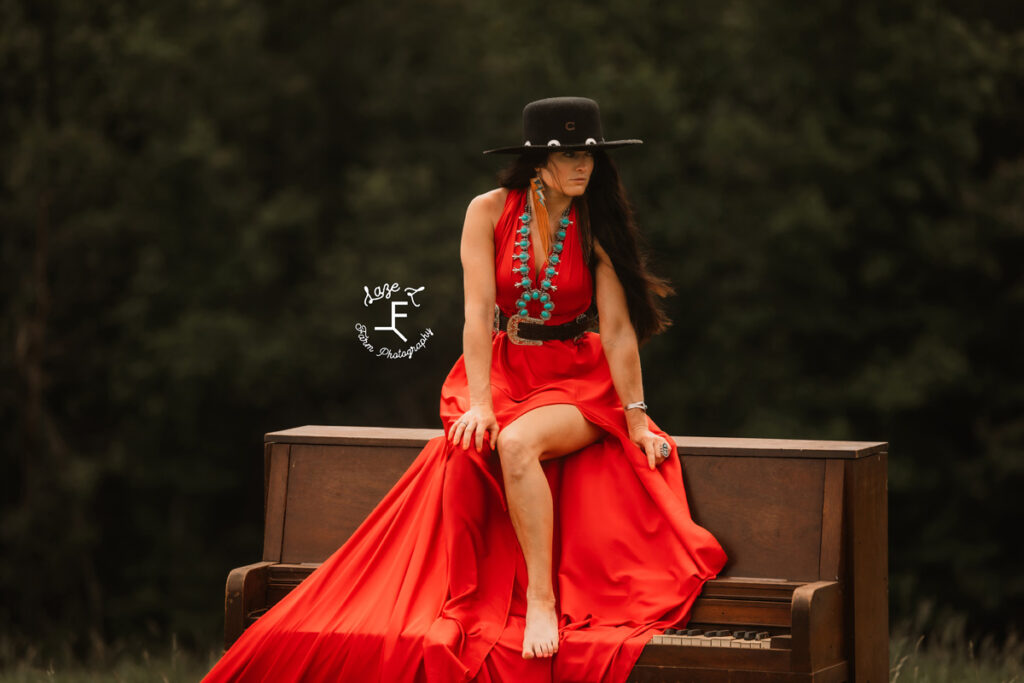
[507,313,544,346]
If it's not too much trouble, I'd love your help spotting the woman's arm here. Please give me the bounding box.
[447,189,505,452]
[593,238,666,469]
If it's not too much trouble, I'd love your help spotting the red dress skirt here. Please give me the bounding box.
[201,188,727,683]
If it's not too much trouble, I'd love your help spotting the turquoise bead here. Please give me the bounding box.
[516,298,526,308]
[519,239,529,248]
[553,244,563,252]
[546,266,555,276]
[540,310,551,320]
[520,277,530,287]
[520,213,531,222]
[541,279,551,288]
[518,308,529,316]
[540,293,549,302]
[518,265,529,275]
[557,230,566,240]
[543,302,554,311]
[518,252,529,261]
[550,255,560,265]
[519,227,529,236]
[531,291,540,300]
[560,217,569,227]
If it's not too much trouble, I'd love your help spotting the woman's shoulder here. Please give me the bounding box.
[466,187,514,227]
[468,187,511,213]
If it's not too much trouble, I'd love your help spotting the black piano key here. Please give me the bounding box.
[686,629,702,636]
[744,632,757,640]
[664,628,678,635]
[756,631,771,640]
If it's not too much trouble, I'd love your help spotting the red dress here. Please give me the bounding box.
[201,188,727,683]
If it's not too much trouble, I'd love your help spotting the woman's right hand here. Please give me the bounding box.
[448,404,500,453]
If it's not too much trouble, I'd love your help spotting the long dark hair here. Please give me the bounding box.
[497,149,674,346]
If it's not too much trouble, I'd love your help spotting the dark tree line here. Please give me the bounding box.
[2,0,1022,663]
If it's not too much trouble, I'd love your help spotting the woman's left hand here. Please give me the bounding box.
[629,426,674,470]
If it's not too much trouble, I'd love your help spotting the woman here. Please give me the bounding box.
[202,97,725,683]
[456,96,704,661]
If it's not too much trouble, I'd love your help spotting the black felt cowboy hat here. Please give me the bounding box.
[483,97,643,155]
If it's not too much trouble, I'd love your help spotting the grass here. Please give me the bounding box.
[1,621,1021,682]
[0,653,214,683]
[0,635,218,683]
[890,615,1022,683]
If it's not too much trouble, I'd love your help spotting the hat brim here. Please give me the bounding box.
[482,139,643,155]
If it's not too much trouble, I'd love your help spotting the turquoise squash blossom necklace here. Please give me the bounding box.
[512,197,571,321]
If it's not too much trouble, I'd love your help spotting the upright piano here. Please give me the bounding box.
[223,426,888,683]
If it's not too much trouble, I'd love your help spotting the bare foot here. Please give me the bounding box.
[522,596,559,659]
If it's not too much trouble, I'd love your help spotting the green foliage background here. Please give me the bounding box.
[2,0,1022,663]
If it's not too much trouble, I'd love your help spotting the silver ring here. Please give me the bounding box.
[659,442,670,458]
[457,419,469,426]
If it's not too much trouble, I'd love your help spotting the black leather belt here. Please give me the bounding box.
[494,305,594,346]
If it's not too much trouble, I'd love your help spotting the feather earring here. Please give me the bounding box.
[530,175,551,265]
[530,175,546,208]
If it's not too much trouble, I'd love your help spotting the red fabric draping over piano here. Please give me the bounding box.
[201,188,726,682]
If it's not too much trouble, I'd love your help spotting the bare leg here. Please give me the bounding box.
[496,404,603,659]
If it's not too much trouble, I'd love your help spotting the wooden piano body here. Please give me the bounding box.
[224,426,888,682]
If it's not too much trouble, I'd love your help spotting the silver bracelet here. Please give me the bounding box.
[624,400,647,412]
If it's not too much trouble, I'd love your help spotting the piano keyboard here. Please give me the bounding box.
[650,627,775,649]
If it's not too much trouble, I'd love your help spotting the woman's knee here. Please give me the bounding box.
[495,428,538,480]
